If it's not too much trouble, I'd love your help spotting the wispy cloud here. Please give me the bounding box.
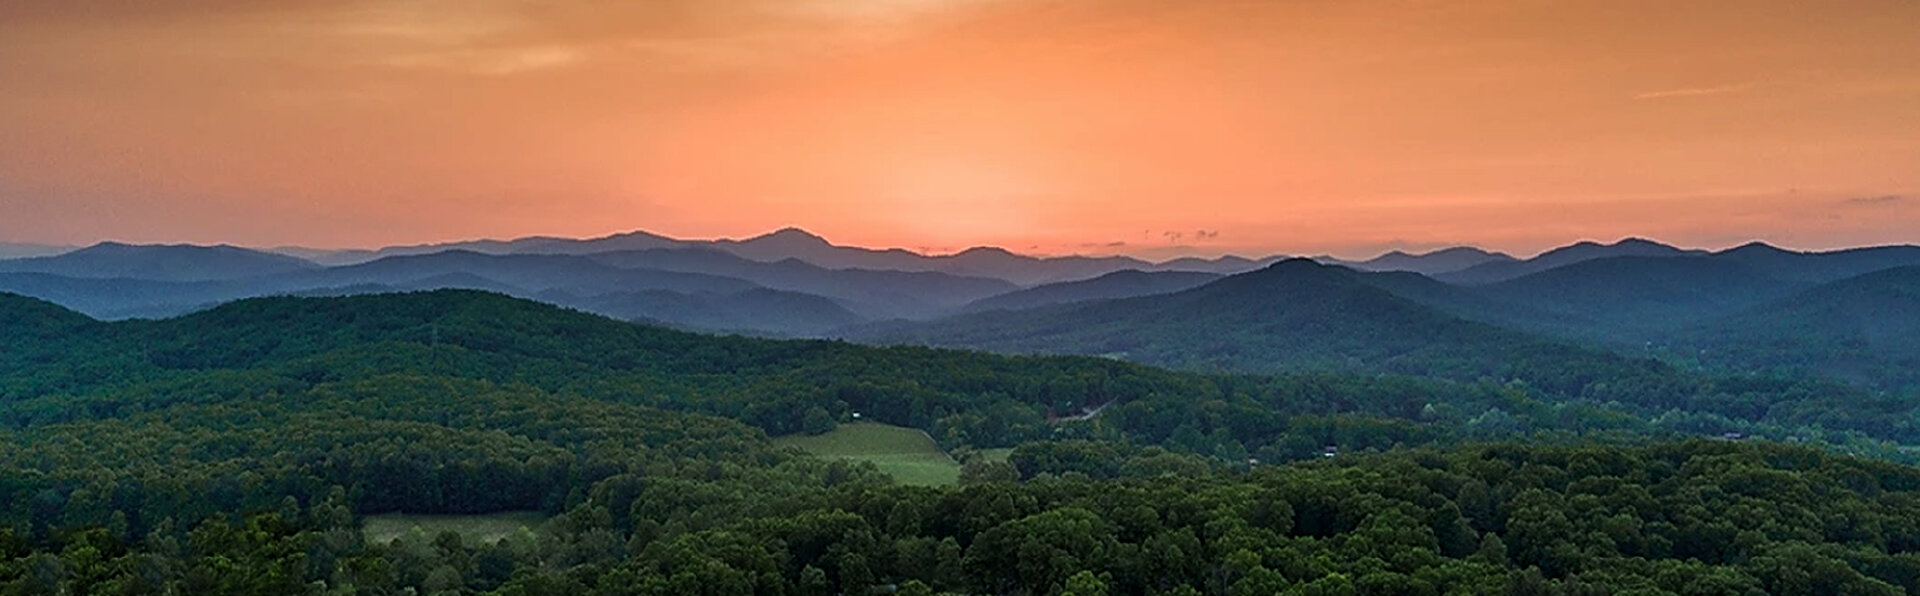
[385,44,588,75]
[1841,194,1907,206]
[1633,82,1756,100]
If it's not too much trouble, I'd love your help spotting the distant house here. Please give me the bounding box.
[1321,446,1339,458]
[1719,432,1746,441]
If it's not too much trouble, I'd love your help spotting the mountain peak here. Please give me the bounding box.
[1257,257,1338,274]
[954,246,1019,258]
[1424,246,1507,258]
[76,241,142,253]
[1721,241,1792,256]
[753,227,830,244]
[1613,237,1677,249]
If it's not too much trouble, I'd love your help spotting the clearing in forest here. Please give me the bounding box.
[775,421,961,486]
[362,511,548,545]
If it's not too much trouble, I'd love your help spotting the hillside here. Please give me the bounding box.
[1475,256,1809,341]
[0,292,98,343]
[855,259,1664,385]
[587,247,1018,319]
[6,290,1920,594]
[550,287,866,336]
[282,251,758,296]
[1712,242,1920,283]
[961,269,1221,313]
[1681,266,1920,389]
[0,272,243,319]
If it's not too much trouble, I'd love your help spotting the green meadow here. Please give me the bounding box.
[774,422,961,486]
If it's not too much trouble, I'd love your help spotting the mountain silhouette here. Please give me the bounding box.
[1711,242,1920,284]
[1439,238,1703,284]
[853,259,1642,382]
[0,242,317,282]
[1474,256,1809,341]
[585,247,1017,319]
[1325,246,1517,276]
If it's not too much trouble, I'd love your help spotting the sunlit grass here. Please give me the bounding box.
[775,422,960,486]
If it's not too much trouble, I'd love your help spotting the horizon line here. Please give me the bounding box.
[6,227,1919,263]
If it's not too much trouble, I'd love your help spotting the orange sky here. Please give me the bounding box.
[2,0,1917,259]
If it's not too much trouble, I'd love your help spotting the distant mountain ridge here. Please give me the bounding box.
[1439,238,1706,284]
[961,270,1221,313]
[7,232,1920,354]
[1320,246,1517,276]
[0,242,75,260]
[1678,266,1920,390]
[584,246,1018,319]
[268,227,1283,285]
[0,242,317,282]
[1468,256,1812,341]
[850,259,1649,382]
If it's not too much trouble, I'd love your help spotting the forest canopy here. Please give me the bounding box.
[3,290,1920,595]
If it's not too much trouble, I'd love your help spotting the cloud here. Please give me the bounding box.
[1841,194,1907,206]
[1194,229,1220,240]
[1162,231,1185,242]
[1633,83,1756,100]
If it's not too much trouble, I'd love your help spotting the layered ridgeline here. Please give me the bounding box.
[869,246,1920,393]
[1676,266,1920,389]
[960,270,1222,313]
[853,259,1664,387]
[6,290,1920,593]
[281,227,1276,285]
[11,235,1920,388]
[0,230,1267,334]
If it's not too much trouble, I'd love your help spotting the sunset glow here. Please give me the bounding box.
[2,0,1917,257]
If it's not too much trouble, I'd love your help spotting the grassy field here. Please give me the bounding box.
[363,512,547,545]
[775,422,961,486]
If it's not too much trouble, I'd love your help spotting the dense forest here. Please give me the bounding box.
[6,290,1920,594]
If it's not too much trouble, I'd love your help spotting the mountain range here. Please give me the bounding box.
[0,242,76,260]
[1319,246,1516,276]
[274,227,1280,285]
[0,242,317,282]
[4,230,1920,392]
[851,259,1625,380]
[853,246,1920,392]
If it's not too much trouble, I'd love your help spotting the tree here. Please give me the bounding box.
[1063,570,1110,596]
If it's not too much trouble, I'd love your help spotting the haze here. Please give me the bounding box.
[2,0,1917,258]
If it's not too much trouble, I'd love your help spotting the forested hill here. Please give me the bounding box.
[11,290,1920,593]
[5,288,1918,457]
[1679,265,1920,388]
[852,259,1662,383]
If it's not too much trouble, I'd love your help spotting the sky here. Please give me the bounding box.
[1,0,1917,259]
